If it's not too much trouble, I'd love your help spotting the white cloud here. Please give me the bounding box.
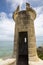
[0,1,43,41]
[34,6,43,16]
[31,0,40,1]
[6,0,26,10]
[6,0,26,5]
[34,6,43,36]
[8,13,12,18]
[6,0,43,11]
[0,12,15,41]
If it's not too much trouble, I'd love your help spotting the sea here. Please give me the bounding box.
[0,41,14,58]
[0,36,43,58]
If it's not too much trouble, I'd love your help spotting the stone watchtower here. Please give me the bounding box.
[13,3,39,65]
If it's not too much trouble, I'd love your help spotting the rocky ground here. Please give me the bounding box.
[0,58,43,65]
[29,60,43,65]
[0,58,16,65]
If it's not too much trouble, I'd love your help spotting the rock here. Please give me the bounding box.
[0,58,16,65]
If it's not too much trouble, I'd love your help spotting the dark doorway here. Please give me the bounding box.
[17,32,28,65]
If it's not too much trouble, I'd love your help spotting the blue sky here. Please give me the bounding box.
[0,0,43,46]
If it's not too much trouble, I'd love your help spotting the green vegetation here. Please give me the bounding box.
[37,46,43,60]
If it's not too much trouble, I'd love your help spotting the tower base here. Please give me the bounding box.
[12,57,42,65]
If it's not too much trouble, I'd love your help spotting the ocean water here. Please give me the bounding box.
[36,36,43,47]
[0,41,14,58]
[0,36,43,58]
